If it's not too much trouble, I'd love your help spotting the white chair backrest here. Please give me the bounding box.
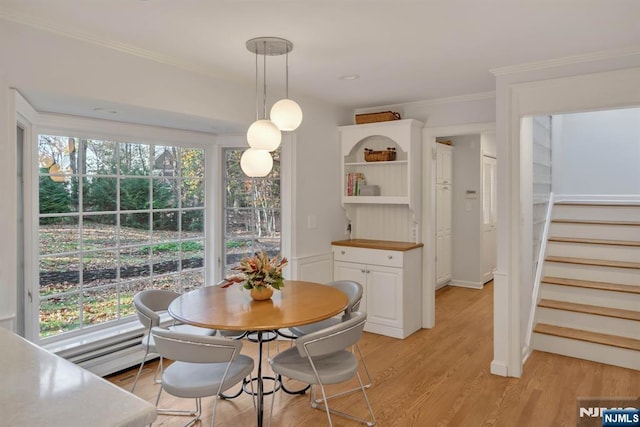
[133,289,181,329]
[295,311,366,358]
[328,280,363,317]
[152,327,243,364]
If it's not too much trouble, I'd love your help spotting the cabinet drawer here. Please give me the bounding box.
[332,246,403,268]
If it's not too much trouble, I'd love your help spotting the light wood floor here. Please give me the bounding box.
[108,282,640,426]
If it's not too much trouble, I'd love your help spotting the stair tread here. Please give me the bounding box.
[534,323,640,351]
[548,237,640,247]
[541,276,640,294]
[555,202,640,207]
[545,255,640,269]
[552,219,640,226]
[538,299,640,321]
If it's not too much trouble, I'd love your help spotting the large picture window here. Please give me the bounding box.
[223,148,281,276]
[38,135,206,339]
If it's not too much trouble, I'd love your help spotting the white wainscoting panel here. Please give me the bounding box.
[289,252,334,284]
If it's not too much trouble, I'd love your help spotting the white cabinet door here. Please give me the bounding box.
[436,184,452,234]
[366,265,403,329]
[436,144,453,184]
[334,260,368,311]
[436,233,452,285]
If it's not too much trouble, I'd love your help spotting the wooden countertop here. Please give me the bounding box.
[331,239,424,251]
[0,327,157,426]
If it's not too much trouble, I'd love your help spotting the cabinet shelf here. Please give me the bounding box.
[343,196,409,205]
[340,119,422,212]
[345,160,408,167]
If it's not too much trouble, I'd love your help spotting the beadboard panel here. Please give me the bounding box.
[351,205,415,242]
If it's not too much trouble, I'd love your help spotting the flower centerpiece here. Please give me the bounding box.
[221,251,288,301]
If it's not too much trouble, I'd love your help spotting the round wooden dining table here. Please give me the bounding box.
[168,280,349,427]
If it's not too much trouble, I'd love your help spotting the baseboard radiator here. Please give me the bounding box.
[53,326,155,377]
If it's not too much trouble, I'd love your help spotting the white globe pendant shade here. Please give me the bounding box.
[247,119,282,151]
[270,98,303,131]
[240,148,273,177]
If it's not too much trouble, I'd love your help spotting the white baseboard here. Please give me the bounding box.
[449,280,484,289]
[522,344,532,365]
[490,360,509,377]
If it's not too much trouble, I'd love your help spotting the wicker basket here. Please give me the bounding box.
[355,111,401,124]
[364,147,396,162]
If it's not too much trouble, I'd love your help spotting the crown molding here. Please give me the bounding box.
[0,7,230,80]
[355,91,496,114]
[490,46,640,76]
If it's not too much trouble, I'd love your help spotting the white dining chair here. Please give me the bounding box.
[151,327,255,426]
[131,289,216,393]
[288,280,372,389]
[269,311,376,426]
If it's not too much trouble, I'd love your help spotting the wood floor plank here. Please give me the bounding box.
[541,276,640,294]
[108,283,640,426]
[538,298,640,321]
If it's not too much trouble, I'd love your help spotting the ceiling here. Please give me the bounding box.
[2,0,640,132]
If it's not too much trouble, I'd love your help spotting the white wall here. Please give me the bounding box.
[355,92,496,128]
[0,21,350,330]
[450,134,483,286]
[552,108,640,198]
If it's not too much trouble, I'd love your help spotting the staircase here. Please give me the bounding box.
[532,202,640,370]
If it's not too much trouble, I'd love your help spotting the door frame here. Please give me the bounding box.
[421,122,495,328]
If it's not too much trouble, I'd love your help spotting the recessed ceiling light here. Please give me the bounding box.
[93,107,118,114]
[340,74,360,80]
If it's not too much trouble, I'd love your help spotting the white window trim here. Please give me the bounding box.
[17,93,217,347]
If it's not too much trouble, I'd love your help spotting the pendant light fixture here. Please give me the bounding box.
[241,37,302,177]
[270,41,303,131]
[240,148,273,177]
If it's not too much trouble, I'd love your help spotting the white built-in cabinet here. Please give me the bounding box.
[436,143,453,286]
[333,119,424,339]
[332,241,423,339]
[339,119,423,239]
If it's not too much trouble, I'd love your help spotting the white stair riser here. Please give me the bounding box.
[540,284,640,311]
[543,262,640,286]
[550,223,640,241]
[553,205,640,222]
[547,241,640,263]
[532,333,640,370]
[536,307,640,339]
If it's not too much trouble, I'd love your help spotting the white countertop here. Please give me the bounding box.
[0,327,156,426]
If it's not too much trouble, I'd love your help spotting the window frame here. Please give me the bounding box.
[22,110,216,347]
[215,135,293,284]
[221,146,281,277]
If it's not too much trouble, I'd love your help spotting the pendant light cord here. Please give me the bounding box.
[263,40,267,120]
[254,45,259,121]
[285,45,289,99]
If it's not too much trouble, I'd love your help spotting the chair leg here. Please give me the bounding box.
[153,356,163,384]
[268,374,279,427]
[309,373,376,426]
[355,343,373,388]
[131,346,151,393]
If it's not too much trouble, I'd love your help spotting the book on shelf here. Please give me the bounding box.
[346,172,366,196]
